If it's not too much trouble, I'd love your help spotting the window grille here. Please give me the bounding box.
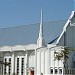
[21,58,24,75]
[17,58,19,75]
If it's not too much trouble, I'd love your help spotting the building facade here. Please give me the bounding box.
[0,11,75,75]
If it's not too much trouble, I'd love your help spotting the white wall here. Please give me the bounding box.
[36,47,50,75]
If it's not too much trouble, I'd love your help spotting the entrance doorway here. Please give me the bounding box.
[30,70,34,75]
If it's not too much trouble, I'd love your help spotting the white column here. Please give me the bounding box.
[11,52,15,75]
[58,61,59,75]
[53,50,55,75]
[48,48,50,74]
[24,51,28,75]
[15,57,17,74]
[24,54,26,75]
[49,49,51,75]
[35,49,37,75]
[19,57,21,75]
[39,51,41,75]
[43,51,45,75]
[62,67,64,75]
[6,58,9,74]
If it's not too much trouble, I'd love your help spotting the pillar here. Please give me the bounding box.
[39,51,41,75]
[24,51,29,75]
[11,52,15,75]
[35,49,37,75]
[48,48,50,74]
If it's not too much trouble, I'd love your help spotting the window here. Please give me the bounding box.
[68,70,69,74]
[65,69,68,74]
[70,70,71,74]
[9,58,11,75]
[17,58,19,75]
[55,69,58,74]
[21,58,24,75]
[4,58,7,75]
[59,69,62,74]
[50,68,53,74]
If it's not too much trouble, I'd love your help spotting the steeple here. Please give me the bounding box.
[40,9,43,38]
[37,9,46,48]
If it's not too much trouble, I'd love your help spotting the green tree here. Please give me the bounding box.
[54,47,72,75]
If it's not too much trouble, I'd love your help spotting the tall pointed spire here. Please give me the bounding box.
[37,9,46,48]
[39,9,43,38]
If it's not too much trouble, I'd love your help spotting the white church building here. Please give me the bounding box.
[0,10,75,75]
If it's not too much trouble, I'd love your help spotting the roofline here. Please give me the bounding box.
[0,20,66,29]
[56,11,75,44]
[0,44,37,52]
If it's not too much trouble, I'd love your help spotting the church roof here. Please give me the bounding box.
[0,20,66,46]
[56,11,75,45]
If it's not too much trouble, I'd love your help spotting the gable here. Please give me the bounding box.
[56,11,75,48]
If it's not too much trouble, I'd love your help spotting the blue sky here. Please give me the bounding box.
[0,0,74,28]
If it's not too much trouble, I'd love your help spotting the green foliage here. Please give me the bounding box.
[54,47,71,61]
[2,62,11,66]
[40,73,43,75]
[12,73,16,75]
